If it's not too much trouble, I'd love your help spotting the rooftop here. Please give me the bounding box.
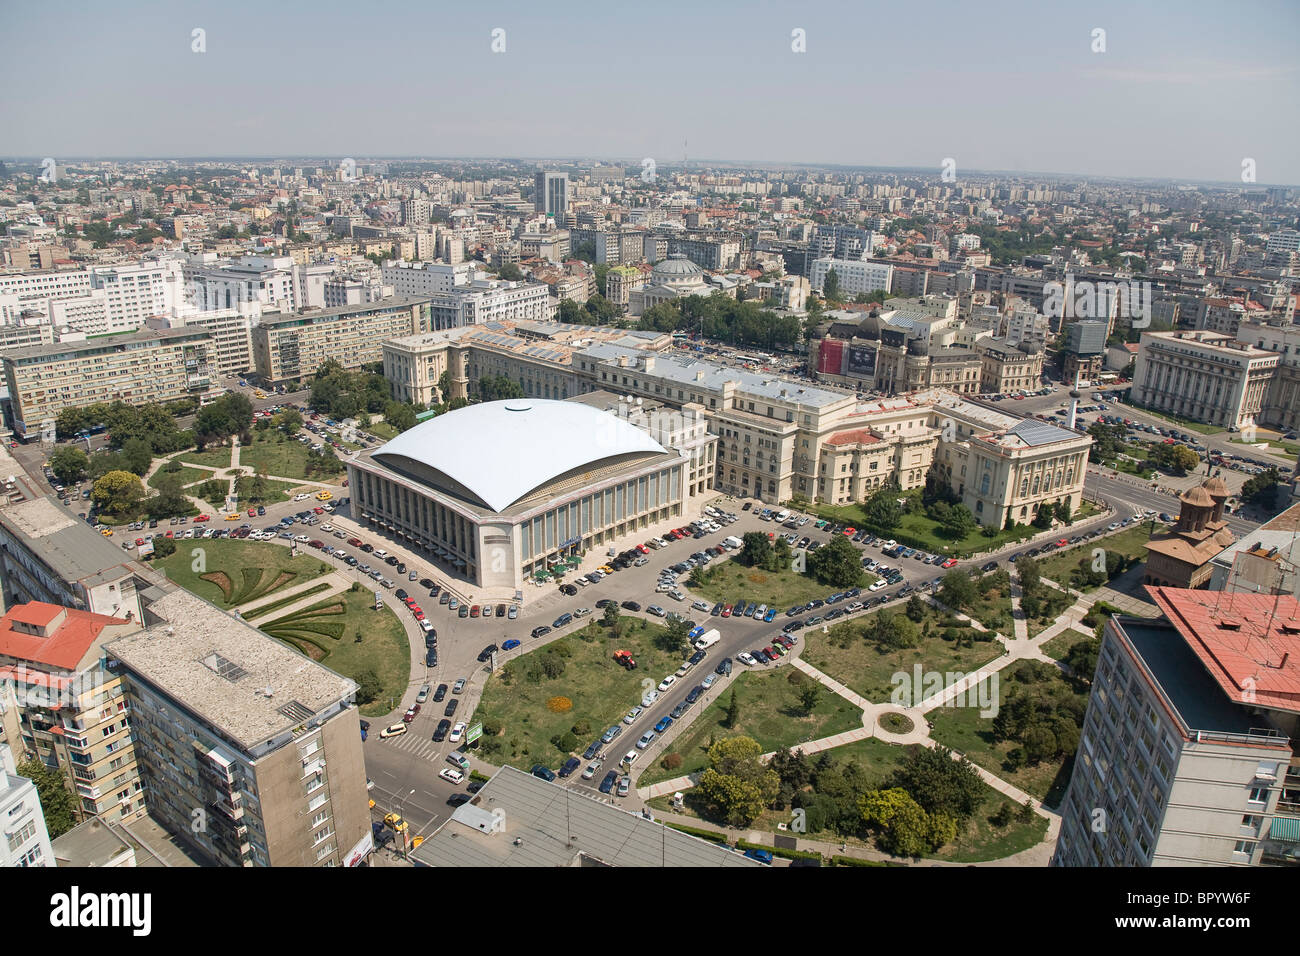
[0,496,141,587]
[410,765,760,868]
[0,603,131,672]
[104,589,358,754]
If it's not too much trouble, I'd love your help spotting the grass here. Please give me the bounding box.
[636,668,863,786]
[1023,589,1077,638]
[928,660,1088,806]
[367,421,401,441]
[800,603,1006,704]
[1125,403,1222,435]
[960,572,1015,635]
[475,617,695,769]
[153,538,330,609]
[179,445,237,469]
[687,561,850,610]
[1040,631,1086,661]
[1032,524,1155,592]
[241,581,334,620]
[259,586,410,719]
[814,504,1034,559]
[148,463,209,489]
[240,433,344,483]
[233,475,302,505]
[1071,500,1102,523]
[1229,437,1300,460]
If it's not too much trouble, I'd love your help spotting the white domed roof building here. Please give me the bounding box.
[629,254,711,316]
[346,398,691,594]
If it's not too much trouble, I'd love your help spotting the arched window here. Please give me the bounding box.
[1020,478,1029,497]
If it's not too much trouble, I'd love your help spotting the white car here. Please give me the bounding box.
[449,721,466,743]
[438,768,464,785]
[573,607,591,618]
[669,589,686,601]
[691,599,711,611]
[701,674,717,689]
[656,582,673,593]
[293,493,309,502]
[882,539,898,550]
[622,750,639,766]
[623,706,643,724]
[582,760,602,780]
[657,675,676,692]
[737,652,758,666]
[869,579,888,592]
[641,689,660,708]
[321,524,333,532]
[295,534,309,542]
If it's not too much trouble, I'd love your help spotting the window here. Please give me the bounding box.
[1247,786,1269,805]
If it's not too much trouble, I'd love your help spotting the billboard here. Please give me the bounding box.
[344,830,374,867]
[846,345,877,377]
[466,721,483,744]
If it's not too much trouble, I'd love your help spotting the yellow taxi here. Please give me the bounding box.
[382,813,408,833]
[224,513,240,521]
[598,565,615,575]
[253,391,266,399]
[411,836,425,849]
[100,528,114,537]
[316,490,332,501]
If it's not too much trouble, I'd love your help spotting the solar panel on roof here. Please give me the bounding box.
[1009,419,1072,446]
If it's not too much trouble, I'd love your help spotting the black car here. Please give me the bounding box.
[712,602,725,615]
[530,625,551,638]
[559,583,578,596]
[444,698,459,718]
[825,608,845,621]
[688,649,706,665]
[425,633,437,648]
[432,719,451,742]
[980,562,998,573]
[899,584,915,596]
[783,620,805,632]
[620,600,641,612]
[754,648,772,663]
[425,648,438,667]
[558,757,582,778]
[419,578,436,589]
[741,502,752,511]
[715,658,733,677]
[447,793,472,807]
[583,739,602,760]
[477,644,499,662]
[531,765,557,782]
[595,598,616,608]
[395,588,408,600]
[495,604,506,617]
[670,702,687,719]
[599,770,619,793]
[685,686,703,705]
[433,683,448,702]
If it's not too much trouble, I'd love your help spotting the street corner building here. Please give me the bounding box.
[346,398,694,594]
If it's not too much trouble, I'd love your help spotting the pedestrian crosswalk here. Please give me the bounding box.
[384,729,445,761]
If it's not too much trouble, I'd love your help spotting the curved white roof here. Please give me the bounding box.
[371,399,668,512]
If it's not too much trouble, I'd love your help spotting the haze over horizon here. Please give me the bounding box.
[4,0,1298,185]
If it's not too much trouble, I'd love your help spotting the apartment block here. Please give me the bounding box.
[0,603,144,826]
[810,258,893,297]
[3,327,216,439]
[1053,588,1299,867]
[0,743,54,867]
[1132,330,1278,429]
[105,588,370,868]
[251,296,431,385]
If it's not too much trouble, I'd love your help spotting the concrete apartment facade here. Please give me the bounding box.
[1,743,54,867]
[105,589,370,868]
[251,296,431,385]
[2,327,216,439]
[1054,588,1299,867]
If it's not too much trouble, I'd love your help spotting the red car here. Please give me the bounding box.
[722,604,733,618]
[313,506,324,514]
[842,527,857,536]
[941,558,958,569]
[636,544,649,554]
[403,704,420,722]
[470,605,480,618]
[135,538,145,546]
[194,514,210,523]
[414,612,425,621]
[1056,539,1069,548]
[247,508,257,517]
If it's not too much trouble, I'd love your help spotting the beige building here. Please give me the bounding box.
[605,265,648,312]
[979,337,1045,394]
[106,588,370,868]
[252,296,431,385]
[1236,320,1300,433]
[3,327,216,439]
[1144,478,1235,590]
[0,602,145,826]
[1132,330,1278,429]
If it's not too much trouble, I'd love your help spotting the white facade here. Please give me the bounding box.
[183,254,298,314]
[0,744,54,868]
[381,260,480,297]
[810,258,893,296]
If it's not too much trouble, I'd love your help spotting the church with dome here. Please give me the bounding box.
[1143,476,1236,589]
[628,254,710,316]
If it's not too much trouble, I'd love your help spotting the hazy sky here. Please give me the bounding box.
[4,0,1298,184]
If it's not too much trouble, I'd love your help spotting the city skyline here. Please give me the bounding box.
[3,0,1298,184]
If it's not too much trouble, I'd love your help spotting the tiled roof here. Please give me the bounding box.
[1145,587,1300,714]
[0,603,131,671]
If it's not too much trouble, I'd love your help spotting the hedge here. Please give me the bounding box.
[243,582,333,620]
[664,822,728,843]
[831,855,897,867]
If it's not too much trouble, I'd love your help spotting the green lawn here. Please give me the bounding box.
[687,561,848,610]
[1032,524,1155,591]
[928,661,1088,806]
[959,571,1015,635]
[1071,500,1102,523]
[1023,589,1077,638]
[233,475,302,505]
[148,463,210,489]
[152,538,331,609]
[475,617,695,770]
[1124,404,1222,435]
[179,445,236,469]
[1229,437,1300,460]
[260,586,411,718]
[814,504,1034,558]
[367,421,401,441]
[240,433,345,483]
[1040,631,1084,661]
[636,668,863,786]
[800,603,1006,704]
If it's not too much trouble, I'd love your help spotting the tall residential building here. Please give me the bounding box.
[810,258,893,297]
[105,588,371,868]
[534,170,569,220]
[1053,587,1299,867]
[182,254,298,314]
[0,603,144,826]
[2,327,216,439]
[251,296,431,385]
[0,743,54,867]
[382,260,481,297]
[1131,330,1278,429]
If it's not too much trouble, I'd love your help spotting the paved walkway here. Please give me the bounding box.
[235,572,352,619]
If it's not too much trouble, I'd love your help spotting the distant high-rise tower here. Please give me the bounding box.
[534,170,568,219]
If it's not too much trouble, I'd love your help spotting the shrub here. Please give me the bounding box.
[661,752,683,772]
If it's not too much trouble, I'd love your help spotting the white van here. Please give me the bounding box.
[774,510,791,524]
[722,535,743,550]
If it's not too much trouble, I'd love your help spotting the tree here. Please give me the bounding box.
[890,744,984,821]
[49,447,89,485]
[477,375,525,403]
[939,570,977,610]
[15,760,79,838]
[584,293,616,324]
[822,267,843,305]
[354,668,383,705]
[121,437,153,477]
[602,602,620,628]
[1033,502,1055,529]
[738,531,773,568]
[91,470,144,518]
[498,263,523,282]
[151,536,177,558]
[905,593,927,622]
[797,681,822,714]
[1054,499,1073,524]
[858,788,934,857]
[557,298,586,325]
[1065,638,1101,682]
[656,617,692,656]
[866,491,903,531]
[147,473,190,518]
[940,503,977,539]
[279,407,303,436]
[724,688,740,729]
[808,534,865,588]
[383,401,417,433]
[696,736,780,826]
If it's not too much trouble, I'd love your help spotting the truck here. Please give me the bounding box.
[693,628,721,651]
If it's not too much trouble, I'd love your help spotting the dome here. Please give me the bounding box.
[652,254,705,285]
[371,399,667,513]
[1201,476,1229,498]
[1180,486,1214,508]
